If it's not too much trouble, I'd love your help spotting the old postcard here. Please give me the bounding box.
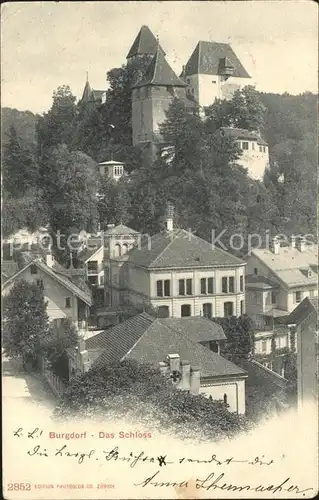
[1,1,318,498]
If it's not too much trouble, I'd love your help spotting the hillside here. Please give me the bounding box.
[1,107,39,147]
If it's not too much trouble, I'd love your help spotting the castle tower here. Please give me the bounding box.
[80,73,93,103]
[127,25,165,63]
[183,41,251,110]
[131,45,187,161]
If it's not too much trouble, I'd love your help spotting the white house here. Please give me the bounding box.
[217,127,269,180]
[98,160,125,182]
[2,255,92,328]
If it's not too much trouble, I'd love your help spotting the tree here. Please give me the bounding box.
[37,85,77,153]
[215,315,255,365]
[40,145,99,263]
[97,176,132,228]
[205,86,266,132]
[2,125,38,198]
[2,190,49,237]
[3,280,49,365]
[41,318,79,380]
[54,360,252,440]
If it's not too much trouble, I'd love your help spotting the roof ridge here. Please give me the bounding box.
[120,313,156,360]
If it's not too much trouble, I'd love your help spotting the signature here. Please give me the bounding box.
[134,470,314,495]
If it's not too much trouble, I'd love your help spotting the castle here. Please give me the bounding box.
[81,25,269,180]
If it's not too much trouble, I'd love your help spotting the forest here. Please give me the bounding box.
[2,54,317,265]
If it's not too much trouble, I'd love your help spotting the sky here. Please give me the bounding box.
[1,1,318,114]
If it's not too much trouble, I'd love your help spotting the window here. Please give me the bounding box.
[30,264,37,275]
[242,141,249,150]
[254,268,258,275]
[259,146,263,152]
[200,277,214,294]
[240,275,244,292]
[36,279,44,288]
[99,276,104,285]
[158,306,169,318]
[65,297,71,309]
[122,244,128,254]
[261,340,267,353]
[179,279,192,296]
[294,291,302,303]
[271,291,277,304]
[224,301,234,317]
[88,275,98,285]
[222,277,235,293]
[223,393,228,405]
[252,142,255,150]
[209,341,219,353]
[240,300,244,315]
[87,260,98,272]
[181,304,191,317]
[157,280,170,297]
[114,244,121,257]
[203,303,213,319]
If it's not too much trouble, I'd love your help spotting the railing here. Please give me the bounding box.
[44,369,65,397]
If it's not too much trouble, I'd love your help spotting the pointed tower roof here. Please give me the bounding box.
[81,72,93,102]
[133,47,187,89]
[127,25,165,59]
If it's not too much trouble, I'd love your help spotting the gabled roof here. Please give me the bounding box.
[218,127,268,146]
[250,245,318,288]
[77,245,103,263]
[284,296,318,326]
[127,25,165,59]
[2,258,92,306]
[133,48,187,89]
[127,228,245,269]
[2,260,19,282]
[91,312,246,379]
[184,41,251,78]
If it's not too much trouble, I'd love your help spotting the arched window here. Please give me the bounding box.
[158,306,169,318]
[114,243,121,257]
[181,304,191,317]
[122,243,128,254]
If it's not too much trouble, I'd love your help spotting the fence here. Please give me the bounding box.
[43,369,65,397]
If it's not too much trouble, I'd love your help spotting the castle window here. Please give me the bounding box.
[242,142,249,150]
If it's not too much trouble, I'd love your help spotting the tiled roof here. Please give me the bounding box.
[284,296,318,326]
[2,258,92,306]
[92,312,246,379]
[77,245,103,263]
[158,317,226,342]
[127,25,165,59]
[251,245,318,288]
[184,41,251,78]
[81,80,92,102]
[127,228,245,269]
[133,48,187,89]
[218,127,268,146]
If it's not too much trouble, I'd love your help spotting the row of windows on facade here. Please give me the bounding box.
[240,141,267,153]
[157,300,244,318]
[114,166,123,176]
[156,276,244,297]
[251,289,316,306]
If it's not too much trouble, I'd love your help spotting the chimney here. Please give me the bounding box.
[179,360,191,390]
[159,361,169,376]
[190,367,200,395]
[296,236,306,252]
[166,202,174,232]
[167,353,180,372]
[270,236,280,255]
[291,235,297,248]
[44,248,54,268]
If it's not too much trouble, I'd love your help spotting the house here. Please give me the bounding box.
[98,160,125,182]
[216,127,269,180]
[2,254,92,329]
[182,40,251,109]
[284,297,318,411]
[67,312,247,413]
[246,235,317,371]
[104,212,246,320]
